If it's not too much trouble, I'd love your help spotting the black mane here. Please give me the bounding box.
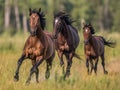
[30,9,46,30]
[54,11,75,25]
[83,23,95,34]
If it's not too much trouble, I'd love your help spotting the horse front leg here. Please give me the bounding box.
[57,50,65,74]
[57,50,64,66]
[94,58,98,74]
[26,56,43,84]
[14,54,25,81]
[31,60,39,83]
[45,54,54,79]
[90,59,94,74]
[86,58,90,75]
[64,53,73,79]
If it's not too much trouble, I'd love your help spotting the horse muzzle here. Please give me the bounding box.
[53,34,57,39]
[30,28,37,36]
[84,40,89,45]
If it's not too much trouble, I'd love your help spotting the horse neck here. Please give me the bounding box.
[61,22,72,45]
[36,26,44,39]
[89,36,93,44]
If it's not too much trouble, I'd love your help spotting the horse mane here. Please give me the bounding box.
[30,9,46,30]
[54,11,75,25]
[83,23,95,34]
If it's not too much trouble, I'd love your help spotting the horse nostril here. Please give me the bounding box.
[84,40,89,45]
[54,34,57,39]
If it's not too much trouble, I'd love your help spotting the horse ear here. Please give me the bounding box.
[83,22,85,26]
[82,22,85,28]
[29,8,32,16]
[39,8,41,13]
[88,22,91,26]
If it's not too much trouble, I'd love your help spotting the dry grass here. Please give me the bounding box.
[0,32,120,90]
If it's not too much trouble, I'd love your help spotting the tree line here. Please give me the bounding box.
[0,0,120,34]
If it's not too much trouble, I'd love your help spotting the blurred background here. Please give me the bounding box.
[0,0,120,34]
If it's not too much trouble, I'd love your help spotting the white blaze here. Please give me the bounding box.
[85,28,88,32]
[55,19,59,24]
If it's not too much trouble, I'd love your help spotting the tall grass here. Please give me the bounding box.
[0,32,120,90]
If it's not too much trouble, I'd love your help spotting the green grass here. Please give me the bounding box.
[0,32,120,90]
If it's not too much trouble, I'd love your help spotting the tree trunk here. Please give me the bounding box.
[22,11,28,33]
[14,0,20,31]
[104,0,111,30]
[4,0,11,29]
[98,6,104,31]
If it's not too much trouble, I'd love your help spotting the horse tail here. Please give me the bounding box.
[102,37,116,48]
[74,53,82,60]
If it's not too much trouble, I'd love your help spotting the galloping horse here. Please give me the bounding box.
[14,8,55,84]
[53,11,80,79]
[83,23,115,74]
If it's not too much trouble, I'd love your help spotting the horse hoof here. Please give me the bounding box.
[87,72,90,75]
[36,80,39,83]
[45,74,50,79]
[66,71,70,77]
[45,71,50,79]
[104,71,108,74]
[36,81,39,83]
[14,75,19,82]
[63,75,66,80]
[63,73,70,80]
[25,81,30,85]
[60,62,64,67]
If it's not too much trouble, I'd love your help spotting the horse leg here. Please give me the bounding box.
[58,50,64,66]
[26,56,43,84]
[64,53,73,79]
[57,50,65,74]
[35,68,39,83]
[31,60,39,83]
[101,54,108,74]
[14,54,25,81]
[94,58,98,74]
[45,62,50,79]
[45,54,54,79]
[90,59,94,74]
[86,58,89,74]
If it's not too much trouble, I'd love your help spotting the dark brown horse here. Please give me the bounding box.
[14,8,55,84]
[53,11,80,79]
[83,23,115,75]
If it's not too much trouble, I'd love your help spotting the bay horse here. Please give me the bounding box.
[83,23,116,75]
[14,8,55,84]
[53,11,80,79]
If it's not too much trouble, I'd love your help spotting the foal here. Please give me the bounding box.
[14,8,55,84]
[83,23,115,74]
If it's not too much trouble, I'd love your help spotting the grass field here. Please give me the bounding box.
[0,32,120,90]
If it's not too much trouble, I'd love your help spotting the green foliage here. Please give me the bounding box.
[0,0,120,33]
[110,0,120,32]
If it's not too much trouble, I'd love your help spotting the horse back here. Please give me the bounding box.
[68,25,80,49]
[93,36,104,55]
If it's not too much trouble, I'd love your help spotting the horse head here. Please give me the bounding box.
[83,23,95,45]
[29,8,45,36]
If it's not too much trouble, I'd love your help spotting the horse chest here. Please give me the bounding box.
[85,45,96,56]
[25,40,44,58]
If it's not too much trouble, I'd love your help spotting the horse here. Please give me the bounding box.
[83,23,116,75]
[53,11,80,79]
[14,8,55,84]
